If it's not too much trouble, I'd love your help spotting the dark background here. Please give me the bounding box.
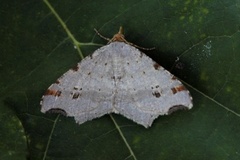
[0,0,240,159]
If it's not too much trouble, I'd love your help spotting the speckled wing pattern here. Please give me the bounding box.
[41,42,193,128]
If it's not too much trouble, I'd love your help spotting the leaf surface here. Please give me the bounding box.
[1,0,240,159]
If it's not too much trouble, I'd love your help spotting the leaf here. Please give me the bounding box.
[0,100,27,160]
[1,0,240,159]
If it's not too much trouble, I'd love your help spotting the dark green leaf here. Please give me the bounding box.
[1,0,240,159]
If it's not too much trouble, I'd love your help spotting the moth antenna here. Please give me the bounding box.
[95,27,155,50]
[94,28,111,41]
